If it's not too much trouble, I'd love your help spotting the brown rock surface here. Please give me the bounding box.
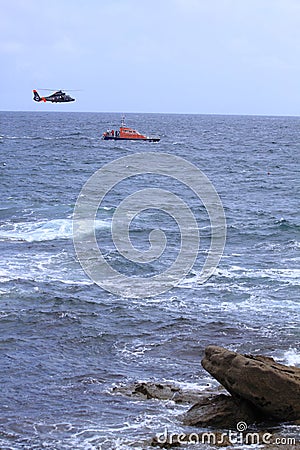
[201,345,300,421]
[183,393,262,428]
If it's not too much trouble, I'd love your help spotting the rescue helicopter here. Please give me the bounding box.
[32,89,75,103]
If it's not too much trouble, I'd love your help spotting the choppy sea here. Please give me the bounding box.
[0,111,299,449]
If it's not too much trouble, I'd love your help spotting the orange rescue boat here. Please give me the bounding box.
[102,116,160,142]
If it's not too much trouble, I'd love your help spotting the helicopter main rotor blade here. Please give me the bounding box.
[37,88,82,92]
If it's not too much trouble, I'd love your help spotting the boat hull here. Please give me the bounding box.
[102,136,160,142]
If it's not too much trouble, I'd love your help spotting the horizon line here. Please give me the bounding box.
[1,109,300,118]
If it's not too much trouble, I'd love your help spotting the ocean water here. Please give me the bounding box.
[0,111,299,449]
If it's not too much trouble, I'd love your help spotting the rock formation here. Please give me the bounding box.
[184,345,300,427]
[201,345,300,421]
[112,346,300,446]
[183,393,263,428]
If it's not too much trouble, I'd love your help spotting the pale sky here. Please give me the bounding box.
[1,0,300,115]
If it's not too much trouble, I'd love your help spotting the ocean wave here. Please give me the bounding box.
[2,133,92,141]
[282,348,300,367]
[226,217,300,238]
[178,265,300,291]
[0,250,93,287]
[0,218,110,242]
[256,239,300,251]
[275,218,300,231]
[213,266,300,285]
[274,348,300,367]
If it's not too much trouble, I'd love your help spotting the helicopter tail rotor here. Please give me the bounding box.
[33,90,47,102]
[33,90,41,102]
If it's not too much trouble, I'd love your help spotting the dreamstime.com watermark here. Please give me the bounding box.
[155,421,298,447]
[73,152,226,298]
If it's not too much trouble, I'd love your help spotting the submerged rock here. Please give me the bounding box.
[112,381,209,404]
[201,345,300,422]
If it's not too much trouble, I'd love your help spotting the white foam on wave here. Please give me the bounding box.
[63,395,186,449]
[0,250,92,286]
[178,265,300,292]
[213,266,300,285]
[282,348,300,367]
[162,378,220,393]
[0,218,110,242]
[0,269,12,283]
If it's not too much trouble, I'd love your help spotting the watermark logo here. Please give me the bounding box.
[155,422,298,447]
[236,420,248,432]
[73,152,226,298]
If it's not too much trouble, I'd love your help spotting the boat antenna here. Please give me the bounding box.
[121,114,125,127]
